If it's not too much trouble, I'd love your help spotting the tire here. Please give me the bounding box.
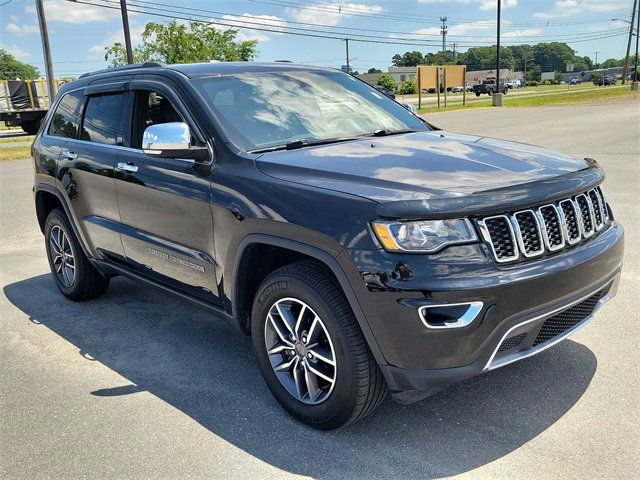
[21,118,40,135]
[503,87,508,95]
[251,261,387,430]
[44,208,110,301]
[488,88,494,95]
[475,91,480,97]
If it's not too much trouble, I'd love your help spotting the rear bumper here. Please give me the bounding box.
[345,222,624,403]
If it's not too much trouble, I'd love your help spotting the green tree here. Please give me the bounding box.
[600,58,621,68]
[377,74,397,92]
[423,50,456,65]
[367,67,382,73]
[460,46,515,70]
[391,51,425,67]
[0,49,39,80]
[105,20,258,66]
[532,42,574,72]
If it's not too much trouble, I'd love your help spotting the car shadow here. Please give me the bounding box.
[3,274,598,479]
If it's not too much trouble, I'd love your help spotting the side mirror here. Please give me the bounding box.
[142,122,208,162]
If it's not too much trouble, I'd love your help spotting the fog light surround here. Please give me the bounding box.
[418,302,484,329]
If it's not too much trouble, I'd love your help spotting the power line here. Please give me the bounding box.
[72,0,629,48]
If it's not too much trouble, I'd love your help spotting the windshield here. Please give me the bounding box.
[193,70,428,151]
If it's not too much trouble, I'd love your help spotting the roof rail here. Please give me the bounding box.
[79,62,166,79]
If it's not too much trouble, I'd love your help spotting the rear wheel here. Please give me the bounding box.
[475,91,481,97]
[44,208,110,301]
[251,261,387,430]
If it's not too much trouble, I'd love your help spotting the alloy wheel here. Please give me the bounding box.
[264,297,337,405]
[49,225,75,287]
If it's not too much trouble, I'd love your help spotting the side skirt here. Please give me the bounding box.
[95,258,236,326]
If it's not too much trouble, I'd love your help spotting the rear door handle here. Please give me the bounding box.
[62,150,77,160]
[117,162,138,173]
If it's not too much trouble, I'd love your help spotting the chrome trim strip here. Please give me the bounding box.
[483,280,616,371]
[597,186,610,221]
[512,210,544,258]
[537,204,566,251]
[588,189,605,231]
[418,302,484,329]
[559,199,582,245]
[478,215,519,263]
[575,194,595,238]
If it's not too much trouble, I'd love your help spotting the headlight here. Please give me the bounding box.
[372,219,478,253]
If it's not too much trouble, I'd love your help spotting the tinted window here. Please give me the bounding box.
[48,89,84,138]
[130,90,182,149]
[81,93,127,145]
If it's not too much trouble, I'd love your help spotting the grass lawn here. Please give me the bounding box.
[0,135,34,144]
[0,145,31,162]
[419,87,639,114]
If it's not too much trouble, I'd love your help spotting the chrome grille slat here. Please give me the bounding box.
[575,194,595,238]
[537,204,565,251]
[480,187,611,263]
[512,210,544,257]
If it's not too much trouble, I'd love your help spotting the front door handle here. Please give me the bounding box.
[62,150,77,160]
[117,162,138,173]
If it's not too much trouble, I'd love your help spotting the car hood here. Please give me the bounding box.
[255,130,597,213]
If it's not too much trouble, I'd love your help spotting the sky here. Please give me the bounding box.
[0,0,635,77]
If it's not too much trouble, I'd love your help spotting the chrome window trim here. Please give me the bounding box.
[418,301,484,329]
[477,214,520,263]
[537,204,566,252]
[511,210,544,258]
[483,278,617,371]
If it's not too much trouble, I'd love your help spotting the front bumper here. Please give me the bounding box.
[346,222,624,403]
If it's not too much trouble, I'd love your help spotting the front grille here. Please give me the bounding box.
[479,187,609,263]
[532,290,603,346]
[497,333,527,352]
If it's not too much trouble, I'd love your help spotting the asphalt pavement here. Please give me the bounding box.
[1,100,638,479]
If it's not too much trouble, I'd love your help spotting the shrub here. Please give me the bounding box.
[377,74,397,92]
[399,79,417,95]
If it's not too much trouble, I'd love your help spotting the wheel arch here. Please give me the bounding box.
[231,234,387,367]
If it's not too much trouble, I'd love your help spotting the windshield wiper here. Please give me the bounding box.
[365,128,419,137]
[249,136,356,154]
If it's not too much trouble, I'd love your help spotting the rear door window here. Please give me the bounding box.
[48,89,84,138]
[81,93,127,145]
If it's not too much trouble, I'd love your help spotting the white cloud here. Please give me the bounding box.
[287,2,383,26]
[87,24,144,59]
[503,28,542,38]
[217,14,287,42]
[1,44,30,59]
[534,0,628,19]
[26,0,120,24]
[397,19,496,38]
[480,0,517,10]
[5,23,39,35]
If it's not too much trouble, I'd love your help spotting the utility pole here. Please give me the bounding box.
[440,17,447,53]
[35,0,56,104]
[344,38,350,73]
[452,42,458,62]
[493,0,502,106]
[633,0,639,90]
[622,0,638,84]
[593,51,600,69]
[120,0,134,64]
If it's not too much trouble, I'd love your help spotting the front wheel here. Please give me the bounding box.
[251,261,387,429]
[475,91,481,97]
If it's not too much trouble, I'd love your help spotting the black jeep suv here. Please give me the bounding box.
[32,62,624,429]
